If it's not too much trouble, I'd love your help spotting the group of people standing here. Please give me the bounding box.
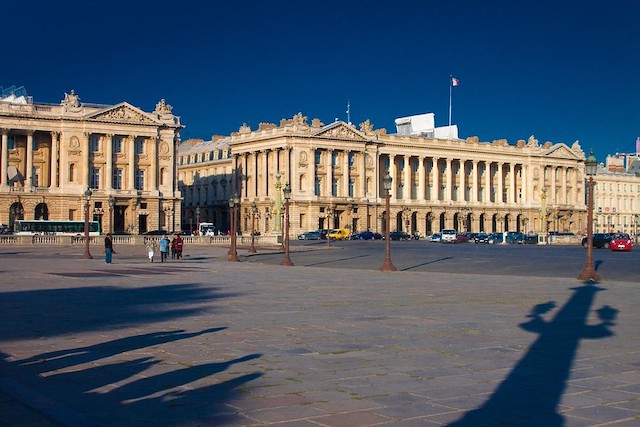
[103,233,185,264]
[146,235,184,262]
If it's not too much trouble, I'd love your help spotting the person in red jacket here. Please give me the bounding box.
[173,234,184,259]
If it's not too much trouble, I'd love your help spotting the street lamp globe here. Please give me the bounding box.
[383,172,392,193]
[228,197,235,209]
[85,187,92,201]
[585,150,597,176]
[108,195,115,208]
[283,183,291,200]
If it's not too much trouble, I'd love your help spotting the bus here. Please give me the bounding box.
[198,222,216,236]
[13,220,101,236]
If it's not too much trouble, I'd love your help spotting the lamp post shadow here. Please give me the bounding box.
[448,282,618,427]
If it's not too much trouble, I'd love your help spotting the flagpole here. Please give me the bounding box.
[448,75,453,139]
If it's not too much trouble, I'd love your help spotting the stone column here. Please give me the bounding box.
[497,162,504,204]
[83,132,91,188]
[485,161,492,203]
[561,167,567,204]
[460,160,467,202]
[432,157,440,201]
[521,164,528,204]
[326,149,333,196]
[25,131,34,188]
[551,166,557,203]
[418,156,425,201]
[343,150,350,197]
[150,137,158,191]
[359,151,366,198]
[472,160,478,202]
[389,154,396,201]
[50,132,59,188]
[105,134,113,190]
[1,130,8,188]
[260,150,268,198]
[509,163,516,204]
[284,147,291,188]
[445,158,452,202]
[404,155,411,201]
[128,135,136,190]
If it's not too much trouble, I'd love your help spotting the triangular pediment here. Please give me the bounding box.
[542,143,582,160]
[312,122,369,141]
[86,102,160,125]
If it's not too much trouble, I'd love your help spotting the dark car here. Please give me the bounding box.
[298,231,322,240]
[581,233,615,249]
[388,231,411,241]
[474,232,489,243]
[522,234,538,244]
[487,233,504,244]
[505,232,524,244]
[351,231,375,240]
[372,232,383,240]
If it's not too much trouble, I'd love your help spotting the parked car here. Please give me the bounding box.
[610,233,633,252]
[456,233,471,243]
[505,232,524,244]
[428,233,442,242]
[372,232,383,240]
[522,234,538,244]
[487,233,504,244]
[474,233,489,244]
[298,231,322,240]
[581,233,615,249]
[350,231,375,240]
[328,228,351,240]
[441,229,457,243]
[387,231,410,240]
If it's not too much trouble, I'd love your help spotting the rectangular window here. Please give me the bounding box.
[135,138,144,155]
[349,179,355,197]
[315,177,321,196]
[90,167,100,189]
[135,169,144,190]
[90,135,100,152]
[332,151,339,166]
[113,137,122,153]
[348,152,355,167]
[113,168,123,189]
[332,178,338,196]
[7,135,15,149]
[315,150,321,165]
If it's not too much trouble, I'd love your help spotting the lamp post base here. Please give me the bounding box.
[280,256,293,266]
[577,267,600,282]
[379,259,396,272]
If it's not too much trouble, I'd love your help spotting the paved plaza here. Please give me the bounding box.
[0,244,639,426]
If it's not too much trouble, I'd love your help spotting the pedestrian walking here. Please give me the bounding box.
[159,235,170,263]
[174,234,184,259]
[146,238,157,262]
[104,233,113,264]
[170,237,177,259]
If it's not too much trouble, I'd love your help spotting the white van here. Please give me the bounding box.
[441,229,457,243]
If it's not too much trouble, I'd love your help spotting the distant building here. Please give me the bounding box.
[0,88,183,233]
[178,112,588,237]
[593,155,640,236]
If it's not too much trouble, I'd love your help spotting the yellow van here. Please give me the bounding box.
[328,228,351,240]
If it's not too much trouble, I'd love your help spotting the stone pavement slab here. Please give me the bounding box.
[0,245,639,426]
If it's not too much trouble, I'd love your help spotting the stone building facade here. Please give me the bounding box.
[0,89,183,233]
[593,156,640,237]
[178,113,588,238]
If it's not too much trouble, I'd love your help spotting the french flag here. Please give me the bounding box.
[451,77,460,87]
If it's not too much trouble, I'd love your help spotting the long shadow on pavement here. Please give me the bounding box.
[0,283,263,425]
[447,282,618,427]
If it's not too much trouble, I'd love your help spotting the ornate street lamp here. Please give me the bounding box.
[83,187,93,259]
[578,151,600,281]
[280,184,293,266]
[248,201,258,254]
[380,171,396,272]
[228,194,240,262]
[108,195,115,234]
[326,203,334,247]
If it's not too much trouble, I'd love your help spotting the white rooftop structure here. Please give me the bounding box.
[394,113,458,139]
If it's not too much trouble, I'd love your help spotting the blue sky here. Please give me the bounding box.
[4,1,638,161]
